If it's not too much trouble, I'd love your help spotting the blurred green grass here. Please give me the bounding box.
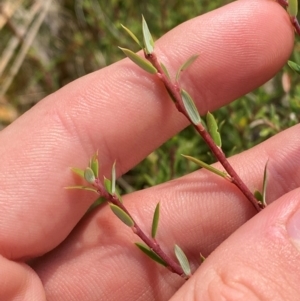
[1,0,300,193]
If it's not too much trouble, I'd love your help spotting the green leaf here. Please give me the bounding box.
[120,24,143,48]
[151,202,160,238]
[160,62,171,80]
[219,119,226,131]
[111,161,116,194]
[180,89,201,125]
[142,15,154,54]
[200,253,206,263]
[287,0,298,17]
[176,54,199,81]
[84,167,96,184]
[71,167,85,179]
[206,112,222,147]
[110,204,134,227]
[144,173,156,186]
[288,60,300,74]
[90,152,99,178]
[254,190,263,203]
[262,160,269,207]
[182,154,230,180]
[65,185,98,193]
[135,242,167,266]
[104,177,112,194]
[119,47,157,74]
[174,244,191,277]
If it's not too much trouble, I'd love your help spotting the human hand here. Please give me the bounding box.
[1,0,299,300]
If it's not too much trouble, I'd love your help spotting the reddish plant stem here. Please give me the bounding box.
[276,0,300,35]
[291,16,300,35]
[146,53,262,212]
[277,0,288,7]
[194,123,262,212]
[94,180,187,278]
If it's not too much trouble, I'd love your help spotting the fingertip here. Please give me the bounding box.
[0,255,46,301]
[170,189,300,300]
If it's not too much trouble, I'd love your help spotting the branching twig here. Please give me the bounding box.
[146,53,262,212]
[93,178,187,278]
[69,3,300,278]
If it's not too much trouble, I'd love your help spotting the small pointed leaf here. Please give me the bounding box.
[200,253,206,263]
[142,15,154,54]
[180,89,201,125]
[176,54,199,81]
[120,24,143,48]
[254,190,263,203]
[71,167,85,179]
[144,173,156,186]
[219,119,226,131]
[65,185,98,193]
[111,161,116,194]
[160,62,171,80]
[119,47,157,74]
[84,167,96,184]
[288,60,300,74]
[287,0,298,17]
[182,154,231,180]
[90,152,99,178]
[135,242,167,266]
[262,160,269,207]
[104,177,112,194]
[174,244,191,276]
[206,112,222,147]
[110,204,134,227]
[151,202,160,238]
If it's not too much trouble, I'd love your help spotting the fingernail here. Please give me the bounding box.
[287,209,300,250]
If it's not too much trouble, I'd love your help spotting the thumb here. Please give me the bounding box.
[171,188,300,301]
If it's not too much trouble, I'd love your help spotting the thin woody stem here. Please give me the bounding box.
[291,16,300,35]
[146,53,262,212]
[275,0,300,35]
[194,123,262,212]
[277,0,288,7]
[94,179,187,278]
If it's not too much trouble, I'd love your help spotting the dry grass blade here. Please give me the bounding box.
[0,0,25,30]
[0,1,42,77]
[0,0,52,97]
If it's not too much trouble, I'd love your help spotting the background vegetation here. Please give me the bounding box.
[1,0,300,193]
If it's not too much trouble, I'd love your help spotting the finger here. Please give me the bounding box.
[33,123,300,300]
[0,0,294,260]
[170,188,300,300]
[0,255,46,300]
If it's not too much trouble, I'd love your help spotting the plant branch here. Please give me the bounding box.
[146,53,262,212]
[291,16,300,35]
[93,179,188,278]
[277,0,300,35]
